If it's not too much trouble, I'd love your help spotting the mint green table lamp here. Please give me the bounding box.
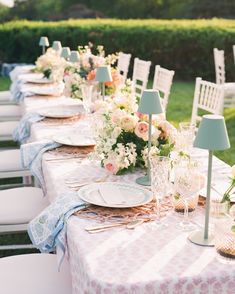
[52,41,62,52]
[136,89,163,186]
[39,36,49,54]
[61,47,71,60]
[69,51,79,63]
[188,114,230,246]
[95,66,112,100]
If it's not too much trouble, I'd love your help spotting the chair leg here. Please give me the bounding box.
[23,176,33,186]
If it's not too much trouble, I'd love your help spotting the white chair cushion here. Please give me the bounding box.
[0,187,48,224]
[0,149,24,171]
[0,91,11,101]
[0,254,72,294]
[0,121,18,136]
[224,82,235,97]
[0,105,21,117]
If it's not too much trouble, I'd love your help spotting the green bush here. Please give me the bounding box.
[0,19,235,81]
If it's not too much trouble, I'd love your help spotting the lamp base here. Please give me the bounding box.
[136,175,151,186]
[188,230,214,247]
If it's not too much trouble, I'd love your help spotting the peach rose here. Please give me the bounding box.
[105,70,121,87]
[135,121,149,141]
[87,69,96,81]
[104,159,119,174]
[120,115,138,132]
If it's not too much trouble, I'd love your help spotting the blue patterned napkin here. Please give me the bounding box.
[21,140,61,190]
[10,80,34,103]
[13,112,44,143]
[28,191,87,268]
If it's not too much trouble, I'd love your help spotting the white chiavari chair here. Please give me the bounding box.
[132,57,151,99]
[213,48,235,108]
[0,90,15,105]
[0,253,72,294]
[0,187,48,250]
[153,65,175,110]
[0,104,21,121]
[0,149,32,190]
[117,52,132,81]
[191,77,224,125]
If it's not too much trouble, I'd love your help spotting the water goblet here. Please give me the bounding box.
[81,83,93,114]
[173,162,202,231]
[149,156,171,229]
[177,122,196,153]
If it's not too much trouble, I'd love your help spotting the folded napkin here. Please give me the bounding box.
[9,64,35,82]
[10,80,34,103]
[21,140,61,191]
[28,191,86,268]
[13,112,44,143]
[99,185,127,205]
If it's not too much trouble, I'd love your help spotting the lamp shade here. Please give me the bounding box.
[52,41,62,51]
[39,36,49,47]
[138,90,163,115]
[95,66,112,82]
[193,114,230,151]
[60,47,71,59]
[69,51,79,63]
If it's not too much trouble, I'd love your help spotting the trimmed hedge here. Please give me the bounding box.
[0,19,235,80]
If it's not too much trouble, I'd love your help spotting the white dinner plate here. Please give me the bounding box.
[53,132,96,147]
[78,182,153,208]
[38,105,82,118]
[26,78,54,84]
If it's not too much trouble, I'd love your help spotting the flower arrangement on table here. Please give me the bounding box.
[93,82,176,175]
[35,48,67,82]
[64,45,121,100]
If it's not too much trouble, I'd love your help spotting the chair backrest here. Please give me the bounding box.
[152,65,175,109]
[233,45,235,65]
[191,77,224,125]
[0,253,72,294]
[117,52,132,81]
[213,48,226,84]
[132,57,151,99]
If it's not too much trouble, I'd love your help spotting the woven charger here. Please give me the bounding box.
[48,145,95,156]
[41,113,84,125]
[74,198,173,223]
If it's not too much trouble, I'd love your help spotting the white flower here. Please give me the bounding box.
[142,146,160,167]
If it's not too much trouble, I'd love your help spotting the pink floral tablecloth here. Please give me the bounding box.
[22,95,235,294]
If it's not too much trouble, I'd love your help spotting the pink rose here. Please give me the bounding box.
[104,159,119,174]
[135,121,149,141]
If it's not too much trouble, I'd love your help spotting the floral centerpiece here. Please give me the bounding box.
[35,48,67,82]
[93,81,176,175]
[64,45,121,100]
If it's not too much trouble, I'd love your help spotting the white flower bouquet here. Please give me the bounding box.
[35,48,67,82]
[93,83,176,175]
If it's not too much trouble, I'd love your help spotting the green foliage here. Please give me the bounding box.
[0,19,235,80]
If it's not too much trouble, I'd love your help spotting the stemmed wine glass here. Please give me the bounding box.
[149,156,171,229]
[81,83,93,114]
[173,161,202,231]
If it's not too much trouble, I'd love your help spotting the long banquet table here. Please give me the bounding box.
[20,83,235,294]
